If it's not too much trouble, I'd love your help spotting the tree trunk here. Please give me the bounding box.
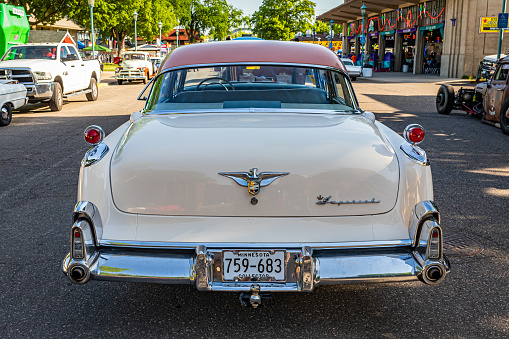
[112,28,127,57]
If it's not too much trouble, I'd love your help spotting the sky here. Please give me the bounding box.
[228,0,343,17]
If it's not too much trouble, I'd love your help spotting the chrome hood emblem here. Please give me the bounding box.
[219,168,289,196]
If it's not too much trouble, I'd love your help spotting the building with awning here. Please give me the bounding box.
[318,0,509,78]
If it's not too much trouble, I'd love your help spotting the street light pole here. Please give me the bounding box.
[498,0,508,59]
[329,19,334,50]
[158,20,162,57]
[313,27,316,44]
[176,29,179,48]
[360,2,367,75]
[133,10,138,52]
[88,0,94,58]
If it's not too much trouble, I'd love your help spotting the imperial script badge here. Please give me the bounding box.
[219,168,289,196]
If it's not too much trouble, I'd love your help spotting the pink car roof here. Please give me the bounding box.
[161,40,346,72]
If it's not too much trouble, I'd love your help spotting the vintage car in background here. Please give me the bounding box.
[0,80,27,126]
[436,55,509,135]
[0,43,100,111]
[476,54,505,82]
[340,57,362,81]
[115,52,154,85]
[62,40,450,307]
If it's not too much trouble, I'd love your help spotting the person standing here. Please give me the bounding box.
[351,54,357,64]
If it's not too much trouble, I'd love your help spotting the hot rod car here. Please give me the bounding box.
[436,55,509,135]
[62,40,450,307]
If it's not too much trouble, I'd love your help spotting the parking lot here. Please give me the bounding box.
[1,72,508,337]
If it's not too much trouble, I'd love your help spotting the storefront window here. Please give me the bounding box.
[424,28,443,74]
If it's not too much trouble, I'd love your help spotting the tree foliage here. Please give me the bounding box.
[69,0,177,56]
[314,20,342,35]
[251,0,315,40]
[7,0,73,27]
[170,0,243,42]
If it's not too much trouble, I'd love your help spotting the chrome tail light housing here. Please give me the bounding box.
[404,124,425,144]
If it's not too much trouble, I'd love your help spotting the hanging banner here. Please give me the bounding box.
[480,17,509,33]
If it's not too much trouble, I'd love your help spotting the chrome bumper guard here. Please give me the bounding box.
[116,75,146,80]
[62,201,450,291]
[25,82,53,101]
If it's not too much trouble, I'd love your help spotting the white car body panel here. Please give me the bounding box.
[110,113,399,217]
[0,82,27,109]
[77,114,433,244]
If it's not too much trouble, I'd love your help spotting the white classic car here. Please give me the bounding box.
[115,52,154,85]
[341,58,362,81]
[62,41,450,307]
[0,43,101,111]
[0,80,27,126]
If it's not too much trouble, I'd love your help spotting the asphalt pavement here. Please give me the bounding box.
[0,73,508,338]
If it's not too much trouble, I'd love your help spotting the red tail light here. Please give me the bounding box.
[404,124,425,144]
[84,125,105,145]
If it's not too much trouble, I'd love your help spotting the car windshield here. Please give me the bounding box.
[342,60,354,66]
[2,46,58,60]
[124,54,145,60]
[146,65,357,112]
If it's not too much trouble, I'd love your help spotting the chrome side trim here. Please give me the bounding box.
[81,143,109,167]
[400,142,430,166]
[409,201,440,248]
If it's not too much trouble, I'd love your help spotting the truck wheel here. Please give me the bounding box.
[86,78,98,101]
[117,80,123,85]
[351,77,357,81]
[436,84,454,115]
[500,98,509,135]
[49,82,63,111]
[0,104,12,127]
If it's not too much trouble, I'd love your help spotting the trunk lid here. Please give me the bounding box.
[110,112,399,217]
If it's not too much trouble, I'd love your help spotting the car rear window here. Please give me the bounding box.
[146,65,357,112]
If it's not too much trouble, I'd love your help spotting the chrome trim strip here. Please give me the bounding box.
[409,201,440,248]
[81,143,109,167]
[150,62,360,111]
[98,239,414,250]
[162,62,344,73]
[73,201,103,242]
[400,142,430,166]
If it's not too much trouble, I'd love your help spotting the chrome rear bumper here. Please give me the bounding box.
[62,244,450,291]
[62,200,449,291]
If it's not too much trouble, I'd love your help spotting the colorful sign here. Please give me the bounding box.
[480,17,509,33]
[304,40,342,50]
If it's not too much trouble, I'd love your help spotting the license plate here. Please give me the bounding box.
[222,250,285,281]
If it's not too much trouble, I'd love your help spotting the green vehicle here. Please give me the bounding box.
[0,4,30,58]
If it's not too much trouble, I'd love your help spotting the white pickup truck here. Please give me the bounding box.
[0,43,101,111]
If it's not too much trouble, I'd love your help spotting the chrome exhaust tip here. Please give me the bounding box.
[68,264,91,284]
[421,264,446,285]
